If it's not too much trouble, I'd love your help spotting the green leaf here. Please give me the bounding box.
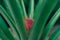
[33,0,47,20]
[40,8,60,40]
[49,25,60,40]
[0,5,15,26]
[3,0,28,40]
[19,0,28,18]
[0,16,15,40]
[28,0,34,18]
[23,0,28,5]
[2,0,16,23]
[0,29,9,40]
[28,0,58,40]
[0,5,20,40]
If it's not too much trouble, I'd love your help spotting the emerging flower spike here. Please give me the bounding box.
[24,18,34,30]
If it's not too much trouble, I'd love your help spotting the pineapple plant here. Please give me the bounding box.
[0,0,60,40]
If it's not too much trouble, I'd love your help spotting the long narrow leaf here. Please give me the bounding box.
[0,16,15,40]
[40,8,60,40]
[0,5,15,26]
[28,0,58,40]
[49,25,60,40]
[19,0,28,18]
[2,0,16,23]
[3,0,28,40]
[28,0,34,18]
[0,5,20,40]
[33,0,47,20]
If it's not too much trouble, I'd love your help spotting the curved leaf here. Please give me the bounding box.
[49,25,60,40]
[28,0,58,40]
[3,0,28,40]
[0,16,15,40]
[0,5,20,40]
[40,8,60,40]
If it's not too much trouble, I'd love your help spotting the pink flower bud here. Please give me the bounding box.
[24,18,34,30]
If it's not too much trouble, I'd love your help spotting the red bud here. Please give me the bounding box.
[24,18,34,30]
